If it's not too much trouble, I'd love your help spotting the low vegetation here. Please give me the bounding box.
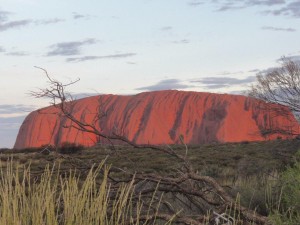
[12,58,299,224]
[0,161,173,225]
[0,139,299,224]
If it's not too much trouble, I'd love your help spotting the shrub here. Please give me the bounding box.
[281,163,300,210]
[268,151,300,224]
[58,142,84,154]
[201,165,223,178]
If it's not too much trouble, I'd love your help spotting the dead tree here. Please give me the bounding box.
[249,58,300,120]
[248,57,300,137]
[31,67,270,224]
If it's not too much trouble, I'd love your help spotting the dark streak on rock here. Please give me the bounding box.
[132,96,154,143]
[194,96,228,144]
[169,95,190,142]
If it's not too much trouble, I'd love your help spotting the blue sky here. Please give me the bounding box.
[1,0,300,148]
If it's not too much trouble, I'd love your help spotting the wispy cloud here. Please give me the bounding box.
[136,79,193,91]
[0,104,35,116]
[210,0,300,19]
[246,0,285,7]
[35,18,65,25]
[66,53,136,62]
[47,38,98,56]
[0,10,11,22]
[216,0,285,11]
[255,56,300,77]
[127,61,137,65]
[0,104,36,147]
[0,8,64,32]
[217,3,246,11]
[0,19,32,32]
[188,1,205,6]
[71,92,99,99]
[276,55,300,63]
[248,69,260,73]
[230,90,247,95]
[0,116,25,129]
[216,71,244,76]
[190,0,287,14]
[262,26,296,32]
[0,115,26,148]
[6,51,29,56]
[160,26,173,31]
[72,12,91,20]
[258,66,278,75]
[191,76,256,89]
[172,39,190,44]
[263,1,300,18]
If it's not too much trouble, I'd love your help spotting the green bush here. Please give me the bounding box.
[268,151,300,225]
[281,163,300,210]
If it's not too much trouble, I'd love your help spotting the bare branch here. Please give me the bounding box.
[30,68,271,224]
[249,57,300,136]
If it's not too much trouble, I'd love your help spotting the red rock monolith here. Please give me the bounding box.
[14,90,300,149]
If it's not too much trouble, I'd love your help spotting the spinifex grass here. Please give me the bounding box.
[0,160,168,225]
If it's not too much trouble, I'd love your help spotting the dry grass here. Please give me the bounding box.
[0,160,173,225]
[0,139,299,224]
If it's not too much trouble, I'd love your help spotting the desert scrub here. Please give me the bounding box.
[0,161,171,225]
[58,142,84,154]
[268,151,300,225]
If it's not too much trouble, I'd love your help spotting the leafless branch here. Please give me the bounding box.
[30,68,271,224]
[249,57,300,136]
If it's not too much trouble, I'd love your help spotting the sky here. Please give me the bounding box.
[1,0,300,148]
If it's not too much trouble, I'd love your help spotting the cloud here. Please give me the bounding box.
[216,0,285,11]
[47,38,98,56]
[66,53,136,62]
[262,26,296,32]
[0,46,5,52]
[0,12,64,32]
[160,26,173,31]
[246,0,285,7]
[188,1,205,6]
[72,12,91,20]
[264,1,300,17]
[248,69,260,73]
[286,55,300,62]
[136,79,193,91]
[0,10,11,22]
[0,19,32,32]
[35,18,65,25]
[172,39,190,44]
[0,115,26,148]
[71,92,99,99]
[229,90,247,95]
[6,51,29,56]
[258,66,279,75]
[0,104,35,115]
[0,104,37,147]
[127,61,137,65]
[0,9,62,32]
[217,3,246,11]
[216,71,244,76]
[192,76,256,89]
[275,55,300,64]
[193,0,286,13]
[0,116,25,129]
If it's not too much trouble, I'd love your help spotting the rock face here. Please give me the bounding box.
[14,90,300,149]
